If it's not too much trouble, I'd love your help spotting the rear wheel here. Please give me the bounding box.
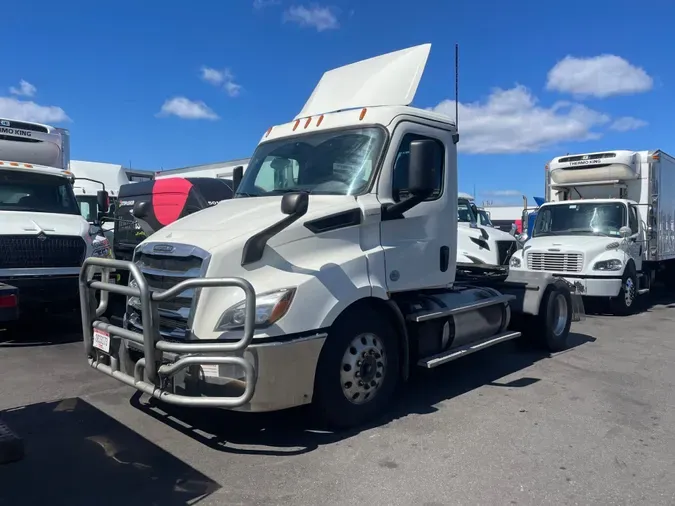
[313,306,401,429]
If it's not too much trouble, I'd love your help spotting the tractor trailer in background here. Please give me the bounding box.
[509,149,675,314]
[80,43,582,429]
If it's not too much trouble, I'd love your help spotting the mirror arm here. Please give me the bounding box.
[382,192,430,221]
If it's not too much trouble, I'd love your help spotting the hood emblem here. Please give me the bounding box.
[548,248,560,252]
[36,232,47,242]
[153,243,175,254]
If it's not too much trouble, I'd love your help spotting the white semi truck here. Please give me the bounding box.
[79,44,582,429]
[457,193,518,269]
[509,149,675,315]
[0,117,112,316]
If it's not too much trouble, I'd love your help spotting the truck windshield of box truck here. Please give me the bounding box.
[533,202,628,238]
[0,169,80,216]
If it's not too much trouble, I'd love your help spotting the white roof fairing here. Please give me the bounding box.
[295,43,432,120]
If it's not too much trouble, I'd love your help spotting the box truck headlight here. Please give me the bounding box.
[593,259,622,271]
[509,256,521,268]
[215,288,296,331]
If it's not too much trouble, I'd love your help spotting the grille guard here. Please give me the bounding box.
[79,257,258,408]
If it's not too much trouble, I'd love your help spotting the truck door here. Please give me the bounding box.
[378,122,455,292]
[628,204,643,271]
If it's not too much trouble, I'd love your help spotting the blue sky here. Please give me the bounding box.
[3,0,673,205]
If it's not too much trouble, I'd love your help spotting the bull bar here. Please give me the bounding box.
[79,257,257,408]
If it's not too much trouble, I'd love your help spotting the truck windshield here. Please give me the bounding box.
[236,127,386,196]
[0,169,80,215]
[457,199,477,222]
[533,202,627,238]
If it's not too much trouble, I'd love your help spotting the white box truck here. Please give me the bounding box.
[0,118,112,317]
[509,149,675,314]
[79,44,583,429]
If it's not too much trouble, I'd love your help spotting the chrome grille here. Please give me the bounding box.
[527,252,583,273]
[126,247,208,339]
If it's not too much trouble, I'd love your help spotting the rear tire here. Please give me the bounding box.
[313,305,401,430]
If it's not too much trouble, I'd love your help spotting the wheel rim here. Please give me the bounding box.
[340,333,387,405]
[624,277,635,307]
[551,293,568,337]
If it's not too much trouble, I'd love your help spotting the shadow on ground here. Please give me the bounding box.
[0,397,219,506]
[129,332,595,457]
[0,313,82,347]
[583,284,675,316]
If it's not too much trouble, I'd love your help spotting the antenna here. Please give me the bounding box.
[452,43,459,144]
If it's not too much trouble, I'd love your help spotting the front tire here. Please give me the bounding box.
[515,282,573,353]
[610,267,638,316]
[313,305,401,430]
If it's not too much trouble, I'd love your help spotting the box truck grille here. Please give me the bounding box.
[527,252,583,273]
[496,240,517,265]
[0,234,86,269]
[127,252,205,339]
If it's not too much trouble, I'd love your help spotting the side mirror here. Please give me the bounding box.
[133,200,151,220]
[232,165,243,193]
[281,191,309,216]
[408,139,438,197]
[97,190,109,215]
[619,226,631,238]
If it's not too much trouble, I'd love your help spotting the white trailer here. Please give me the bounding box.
[79,44,582,429]
[0,118,112,315]
[510,149,675,314]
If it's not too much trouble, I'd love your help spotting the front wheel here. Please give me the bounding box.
[610,268,638,316]
[312,306,401,430]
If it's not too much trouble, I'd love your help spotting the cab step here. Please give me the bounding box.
[417,331,522,369]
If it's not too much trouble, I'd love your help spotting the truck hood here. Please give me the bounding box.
[145,194,360,252]
[0,211,88,237]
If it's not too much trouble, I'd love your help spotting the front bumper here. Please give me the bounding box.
[80,257,326,412]
[0,274,79,309]
[559,275,622,298]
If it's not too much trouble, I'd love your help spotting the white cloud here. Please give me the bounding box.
[283,5,339,31]
[546,55,653,98]
[200,66,242,97]
[9,79,37,97]
[431,85,610,154]
[157,97,219,120]
[610,116,648,132]
[0,97,70,123]
[484,190,522,197]
[253,0,280,8]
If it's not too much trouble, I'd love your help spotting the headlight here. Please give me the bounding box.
[214,287,296,331]
[509,255,521,268]
[593,259,622,271]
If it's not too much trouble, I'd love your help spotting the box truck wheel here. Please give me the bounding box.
[313,306,400,429]
[610,266,638,316]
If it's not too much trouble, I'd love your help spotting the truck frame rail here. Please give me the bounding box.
[79,257,257,407]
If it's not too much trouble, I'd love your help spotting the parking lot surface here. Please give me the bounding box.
[2,293,675,506]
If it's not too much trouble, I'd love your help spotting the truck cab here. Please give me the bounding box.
[0,161,111,313]
[457,195,518,268]
[80,44,581,429]
[509,150,651,314]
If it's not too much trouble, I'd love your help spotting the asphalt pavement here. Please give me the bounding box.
[1,292,675,506]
